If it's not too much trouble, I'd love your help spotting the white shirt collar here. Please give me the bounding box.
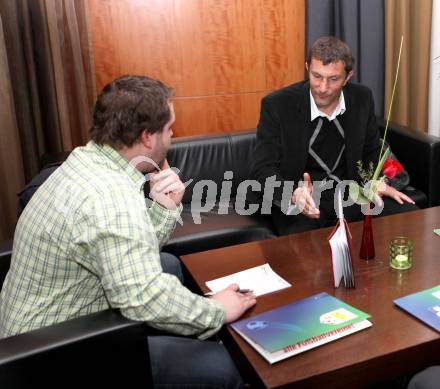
[310,90,346,122]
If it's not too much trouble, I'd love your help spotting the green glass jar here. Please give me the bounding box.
[389,236,412,270]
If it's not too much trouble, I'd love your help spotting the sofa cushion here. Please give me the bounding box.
[378,120,440,207]
[163,203,275,256]
[229,131,257,190]
[161,131,276,256]
[401,186,427,208]
[166,133,235,204]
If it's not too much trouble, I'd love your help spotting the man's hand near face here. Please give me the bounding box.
[149,159,185,209]
[291,172,320,219]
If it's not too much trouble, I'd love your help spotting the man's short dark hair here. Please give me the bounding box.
[306,36,354,74]
[89,75,175,148]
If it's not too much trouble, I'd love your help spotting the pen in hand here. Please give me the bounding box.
[204,289,253,296]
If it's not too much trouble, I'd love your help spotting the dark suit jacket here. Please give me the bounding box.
[251,80,381,207]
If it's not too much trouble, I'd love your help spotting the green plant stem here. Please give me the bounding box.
[378,35,404,165]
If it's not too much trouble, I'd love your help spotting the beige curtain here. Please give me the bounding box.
[0,0,95,240]
[385,0,432,132]
[0,15,25,241]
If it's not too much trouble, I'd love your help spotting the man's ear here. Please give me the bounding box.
[305,62,309,72]
[344,70,354,85]
[140,130,153,150]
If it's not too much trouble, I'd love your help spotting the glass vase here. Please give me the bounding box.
[360,206,375,259]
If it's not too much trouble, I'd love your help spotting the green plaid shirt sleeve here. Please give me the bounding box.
[0,142,224,339]
[87,194,224,339]
[148,201,181,248]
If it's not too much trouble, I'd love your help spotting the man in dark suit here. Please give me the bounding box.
[251,36,416,236]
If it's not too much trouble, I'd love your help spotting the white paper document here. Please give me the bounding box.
[205,263,291,297]
[328,189,355,288]
[328,220,354,288]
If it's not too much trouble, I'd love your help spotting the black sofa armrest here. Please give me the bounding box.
[0,309,152,388]
[0,239,12,291]
[39,151,70,170]
[378,119,440,207]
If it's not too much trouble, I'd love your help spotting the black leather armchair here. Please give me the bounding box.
[0,310,152,388]
[0,248,153,389]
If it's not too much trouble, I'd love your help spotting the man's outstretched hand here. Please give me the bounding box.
[376,181,415,205]
[291,172,320,218]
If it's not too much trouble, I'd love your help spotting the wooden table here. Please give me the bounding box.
[181,207,440,388]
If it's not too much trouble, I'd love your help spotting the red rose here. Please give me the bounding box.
[383,158,403,179]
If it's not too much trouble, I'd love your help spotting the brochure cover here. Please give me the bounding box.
[394,285,440,332]
[231,292,372,364]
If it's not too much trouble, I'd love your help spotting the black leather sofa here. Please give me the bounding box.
[163,123,440,255]
[165,130,277,255]
[7,123,440,259]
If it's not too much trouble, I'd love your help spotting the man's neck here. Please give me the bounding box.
[320,101,339,116]
[116,144,151,172]
[310,90,346,122]
[117,145,136,162]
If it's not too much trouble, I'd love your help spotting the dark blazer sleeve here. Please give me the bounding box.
[344,84,381,181]
[361,88,381,171]
[251,95,298,209]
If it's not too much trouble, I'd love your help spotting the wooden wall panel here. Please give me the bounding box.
[88,0,305,136]
[173,92,267,136]
[264,0,305,89]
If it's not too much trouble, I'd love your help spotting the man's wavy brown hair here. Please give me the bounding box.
[90,75,174,148]
[306,36,354,75]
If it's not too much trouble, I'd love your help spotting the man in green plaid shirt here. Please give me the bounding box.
[0,75,256,388]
